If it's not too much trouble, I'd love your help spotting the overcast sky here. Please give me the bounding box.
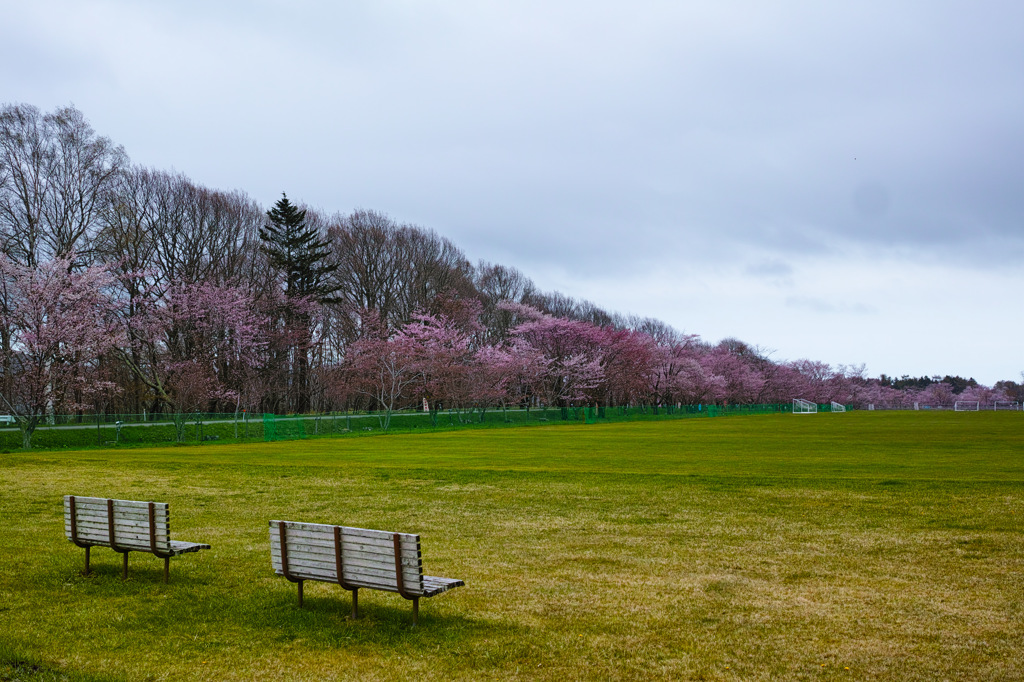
[2,0,1022,384]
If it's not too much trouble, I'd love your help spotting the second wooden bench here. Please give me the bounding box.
[269,520,463,625]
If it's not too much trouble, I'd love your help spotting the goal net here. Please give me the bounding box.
[830,401,846,413]
[954,400,980,412]
[993,401,1020,411]
[793,398,817,414]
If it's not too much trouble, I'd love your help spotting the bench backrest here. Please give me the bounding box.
[64,495,171,554]
[270,520,425,596]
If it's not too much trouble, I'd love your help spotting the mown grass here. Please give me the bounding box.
[1,411,1022,680]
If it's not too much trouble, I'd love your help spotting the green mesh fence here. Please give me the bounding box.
[263,414,306,442]
[0,403,847,450]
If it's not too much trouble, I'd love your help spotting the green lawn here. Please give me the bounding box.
[1,411,1023,680]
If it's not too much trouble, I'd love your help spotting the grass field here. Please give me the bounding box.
[1,411,1022,680]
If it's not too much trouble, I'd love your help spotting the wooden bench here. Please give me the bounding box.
[64,495,210,583]
[270,520,464,625]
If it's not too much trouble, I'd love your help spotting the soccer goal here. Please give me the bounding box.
[993,401,1020,411]
[830,401,846,413]
[954,400,980,412]
[793,398,817,414]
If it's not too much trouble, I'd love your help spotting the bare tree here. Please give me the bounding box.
[0,104,126,267]
[474,260,536,343]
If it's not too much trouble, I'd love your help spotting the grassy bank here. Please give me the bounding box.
[1,411,1022,680]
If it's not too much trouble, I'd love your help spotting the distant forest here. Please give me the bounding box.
[1,103,1021,444]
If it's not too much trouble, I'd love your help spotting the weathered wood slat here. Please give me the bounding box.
[422,576,465,597]
[270,545,421,570]
[66,537,157,552]
[270,547,422,575]
[168,541,211,555]
[65,520,168,536]
[270,533,419,556]
[268,522,418,551]
[270,552,422,585]
[272,567,416,594]
[272,558,417,587]
[64,520,170,537]
[64,498,168,514]
[269,537,421,564]
[64,498,169,512]
[64,495,165,505]
[270,539,419,564]
[64,496,167,508]
[67,505,168,519]
[63,524,166,540]
[64,528,171,549]
[269,520,417,543]
[66,511,169,527]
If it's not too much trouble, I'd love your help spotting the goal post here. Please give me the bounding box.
[954,400,980,412]
[993,401,1020,411]
[830,401,846,413]
[793,398,817,414]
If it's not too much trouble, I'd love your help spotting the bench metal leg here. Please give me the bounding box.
[122,552,129,580]
[351,588,358,619]
[164,557,170,584]
[297,579,304,607]
[412,597,419,626]
[83,546,90,575]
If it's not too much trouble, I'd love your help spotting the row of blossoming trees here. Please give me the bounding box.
[1,252,1017,447]
[0,103,1019,446]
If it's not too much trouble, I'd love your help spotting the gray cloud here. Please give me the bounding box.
[784,297,878,316]
[2,0,1022,382]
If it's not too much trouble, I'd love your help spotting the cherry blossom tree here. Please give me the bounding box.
[0,255,122,448]
[915,382,956,408]
[657,342,726,406]
[343,313,419,431]
[116,280,266,440]
[600,328,661,409]
[508,307,605,408]
[477,339,548,419]
[396,312,476,425]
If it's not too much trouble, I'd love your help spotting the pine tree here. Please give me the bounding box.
[259,193,340,412]
[259,193,339,302]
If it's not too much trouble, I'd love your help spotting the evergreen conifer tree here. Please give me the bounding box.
[259,193,339,302]
[259,193,340,412]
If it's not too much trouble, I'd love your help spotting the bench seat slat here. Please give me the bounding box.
[168,540,211,555]
[422,576,465,597]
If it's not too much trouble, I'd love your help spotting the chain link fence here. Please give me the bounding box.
[0,402,853,449]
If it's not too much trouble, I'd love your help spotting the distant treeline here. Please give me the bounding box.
[1,103,1020,447]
